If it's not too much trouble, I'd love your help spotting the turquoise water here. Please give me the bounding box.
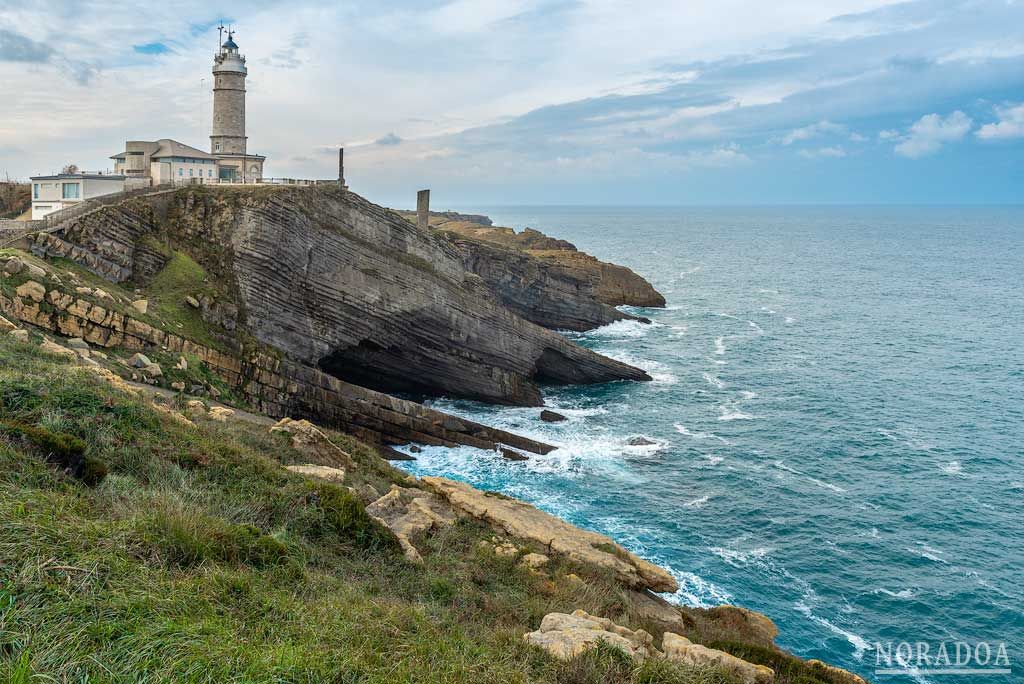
[397,206,1024,682]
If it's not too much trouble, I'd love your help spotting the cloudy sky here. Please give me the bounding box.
[1,0,1022,206]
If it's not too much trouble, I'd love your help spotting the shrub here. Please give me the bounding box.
[295,483,398,552]
[145,507,291,569]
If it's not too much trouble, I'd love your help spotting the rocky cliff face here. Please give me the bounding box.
[424,220,666,330]
[32,186,650,406]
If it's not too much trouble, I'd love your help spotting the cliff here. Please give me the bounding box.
[29,186,649,406]
[398,211,666,331]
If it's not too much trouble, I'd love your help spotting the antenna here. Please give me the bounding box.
[217,22,225,48]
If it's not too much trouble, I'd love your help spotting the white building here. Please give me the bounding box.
[109,30,265,184]
[29,174,125,220]
[111,139,221,184]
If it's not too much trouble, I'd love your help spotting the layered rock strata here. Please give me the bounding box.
[30,186,650,405]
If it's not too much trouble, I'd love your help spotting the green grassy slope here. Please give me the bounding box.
[0,334,741,684]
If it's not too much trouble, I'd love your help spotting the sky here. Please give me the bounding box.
[1,0,1022,207]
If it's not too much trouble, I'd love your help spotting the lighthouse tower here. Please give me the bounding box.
[210,29,265,181]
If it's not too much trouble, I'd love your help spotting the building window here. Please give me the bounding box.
[62,183,80,199]
[33,184,39,199]
[189,168,194,177]
[215,142,221,152]
[208,169,213,177]
[178,168,183,177]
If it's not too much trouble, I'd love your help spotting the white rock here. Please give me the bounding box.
[141,363,163,378]
[662,633,774,684]
[208,406,234,422]
[130,299,149,314]
[285,464,347,483]
[75,286,94,296]
[185,295,200,308]
[92,289,113,301]
[128,353,152,368]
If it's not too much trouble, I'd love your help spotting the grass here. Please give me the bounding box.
[0,334,746,683]
[143,251,229,351]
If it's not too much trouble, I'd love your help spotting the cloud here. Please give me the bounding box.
[894,111,973,158]
[976,103,1024,140]
[780,120,847,145]
[375,133,403,146]
[878,129,900,140]
[0,29,54,63]
[799,146,847,158]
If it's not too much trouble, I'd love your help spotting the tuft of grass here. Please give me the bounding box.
[144,251,226,350]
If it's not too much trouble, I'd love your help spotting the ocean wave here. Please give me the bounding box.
[585,319,658,339]
[703,455,725,466]
[785,316,796,324]
[679,266,703,277]
[684,495,711,508]
[748,320,765,334]
[795,601,871,660]
[718,408,754,421]
[875,588,915,599]
[714,337,727,355]
[603,351,678,384]
[710,545,774,566]
[661,568,734,608]
[671,325,688,336]
[674,423,732,445]
[760,307,777,314]
[940,460,963,475]
[907,544,947,564]
[702,372,727,389]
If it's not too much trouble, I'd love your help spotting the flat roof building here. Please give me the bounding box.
[29,173,125,220]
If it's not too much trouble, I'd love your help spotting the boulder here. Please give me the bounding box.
[285,463,346,484]
[171,381,185,391]
[39,339,78,360]
[524,610,657,661]
[128,353,152,368]
[185,295,200,308]
[408,445,422,454]
[540,410,567,423]
[270,417,355,470]
[8,329,28,343]
[520,552,549,569]
[92,289,113,301]
[3,257,24,275]
[500,447,529,461]
[131,299,148,314]
[185,400,206,413]
[64,337,90,351]
[75,286,94,296]
[175,356,188,370]
[208,406,234,422]
[805,660,868,684]
[366,485,459,563]
[141,363,163,379]
[0,315,16,333]
[15,281,45,303]
[25,263,47,278]
[662,633,774,684]
[422,477,677,593]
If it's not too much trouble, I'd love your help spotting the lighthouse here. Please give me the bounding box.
[210,28,265,181]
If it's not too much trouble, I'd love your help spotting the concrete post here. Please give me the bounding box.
[338,148,346,188]
[417,189,430,230]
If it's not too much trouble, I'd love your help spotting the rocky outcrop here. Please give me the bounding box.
[31,186,650,406]
[365,484,459,563]
[662,633,775,684]
[270,417,355,471]
[524,610,658,661]
[421,476,678,593]
[431,221,666,321]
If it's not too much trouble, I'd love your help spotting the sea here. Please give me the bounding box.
[395,206,1024,683]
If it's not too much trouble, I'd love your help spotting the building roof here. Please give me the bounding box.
[31,174,125,181]
[223,36,238,50]
[110,139,216,161]
[151,139,217,160]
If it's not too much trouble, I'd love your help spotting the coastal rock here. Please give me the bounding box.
[131,299,148,314]
[662,633,774,684]
[627,590,694,634]
[365,485,459,563]
[628,436,658,446]
[34,186,650,406]
[500,447,529,461]
[524,610,657,661]
[171,381,185,391]
[285,463,346,484]
[3,257,24,275]
[422,476,678,592]
[540,410,567,423]
[805,660,869,684]
[141,363,162,378]
[185,295,200,308]
[8,329,29,342]
[0,315,15,332]
[685,606,779,649]
[520,552,549,569]
[270,417,355,470]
